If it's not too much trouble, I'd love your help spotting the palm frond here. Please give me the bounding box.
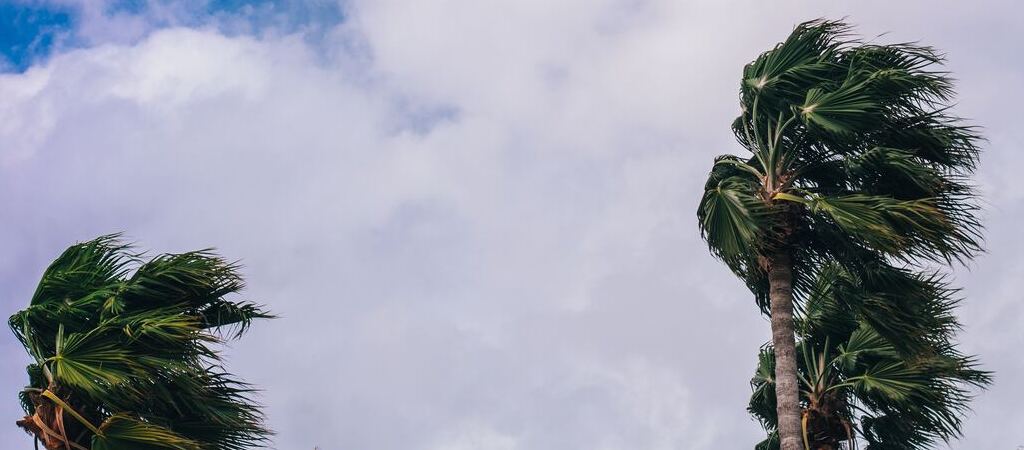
[698,155,772,264]
[91,414,202,450]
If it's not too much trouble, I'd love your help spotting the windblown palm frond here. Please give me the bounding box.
[699,19,981,308]
[10,235,273,450]
[748,264,990,449]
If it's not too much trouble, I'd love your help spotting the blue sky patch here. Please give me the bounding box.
[0,3,76,72]
[0,0,344,73]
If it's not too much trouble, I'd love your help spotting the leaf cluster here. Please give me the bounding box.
[697,19,982,311]
[748,264,990,449]
[9,235,273,450]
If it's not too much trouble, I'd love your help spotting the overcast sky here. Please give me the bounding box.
[1,1,1021,448]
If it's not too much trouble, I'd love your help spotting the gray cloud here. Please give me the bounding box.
[1,1,1021,448]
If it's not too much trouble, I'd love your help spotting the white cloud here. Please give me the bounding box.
[430,422,520,450]
[0,67,55,164]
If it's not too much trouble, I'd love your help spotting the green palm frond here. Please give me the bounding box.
[741,20,850,103]
[807,194,968,259]
[197,300,276,338]
[754,432,781,450]
[698,155,776,266]
[749,347,778,431]
[800,82,879,135]
[699,176,768,261]
[49,326,139,401]
[848,361,923,400]
[10,236,273,449]
[91,414,202,450]
[29,234,137,307]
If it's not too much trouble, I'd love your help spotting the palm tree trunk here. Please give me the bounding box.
[768,250,802,450]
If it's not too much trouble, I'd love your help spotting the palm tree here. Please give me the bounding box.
[697,20,981,449]
[747,263,990,449]
[9,235,273,449]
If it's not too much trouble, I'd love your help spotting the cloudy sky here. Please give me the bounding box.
[1,1,1021,448]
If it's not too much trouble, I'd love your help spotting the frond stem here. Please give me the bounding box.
[41,390,101,436]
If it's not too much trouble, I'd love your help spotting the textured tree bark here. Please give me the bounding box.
[768,251,803,450]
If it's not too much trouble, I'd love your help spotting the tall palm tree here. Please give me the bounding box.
[747,263,989,449]
[9,235,273,450]
[697,20,981,449]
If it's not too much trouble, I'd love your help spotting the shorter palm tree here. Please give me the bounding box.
[9,235,273,450]
[748,263,989,449]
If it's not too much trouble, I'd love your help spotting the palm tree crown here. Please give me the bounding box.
[9,235,273,450]
[699,19,981,304]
